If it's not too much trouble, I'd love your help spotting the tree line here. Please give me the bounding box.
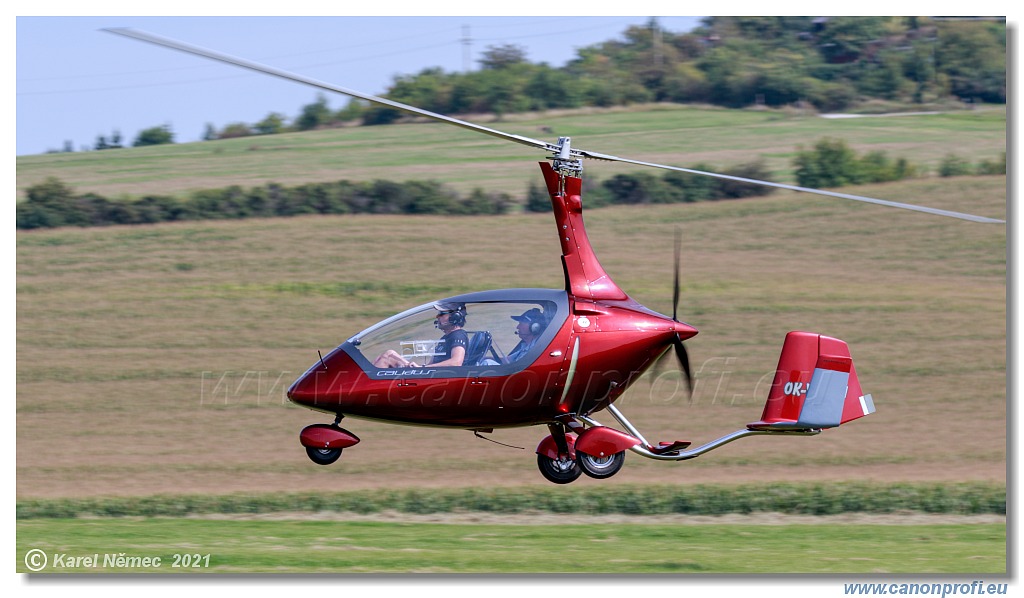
[211,17,1008,138]
[47,16,1004,153]
[359,16,1005,125]
[20,138,1002,229]
[273,17,1008,133]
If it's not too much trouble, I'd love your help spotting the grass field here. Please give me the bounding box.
[16,518,1006,574]
[15,104,1007,575]
[16,176,1006,497]
[15,103,1007,200]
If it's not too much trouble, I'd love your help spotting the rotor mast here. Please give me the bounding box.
[539,160,627,302]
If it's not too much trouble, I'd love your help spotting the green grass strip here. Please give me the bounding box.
[16,519,1007,573]
[17,482,1005,519]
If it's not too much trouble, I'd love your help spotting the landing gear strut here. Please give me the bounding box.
[536,423,582,484]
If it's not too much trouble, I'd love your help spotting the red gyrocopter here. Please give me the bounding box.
[108,28,1003,484]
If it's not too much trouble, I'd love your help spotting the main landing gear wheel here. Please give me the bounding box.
[576,451,626,479]
[537,454,582,484]
[305,446,343,465]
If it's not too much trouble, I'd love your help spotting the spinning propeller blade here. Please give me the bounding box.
[653,227,693,397]
[105,28,1004,225]
[671,227,693,396]
[672,227,681,323]
[672,334,693,397]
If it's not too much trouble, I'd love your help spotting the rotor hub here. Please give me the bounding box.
[549,136,583,176]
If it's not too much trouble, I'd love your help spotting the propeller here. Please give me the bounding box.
[103,27,1004,224]
[670,227,693,397]
[652,227,694,399]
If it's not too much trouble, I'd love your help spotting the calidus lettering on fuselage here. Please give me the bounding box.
[375,369,437,378]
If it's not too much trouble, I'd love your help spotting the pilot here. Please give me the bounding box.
[373,302,469,368]
[424,302,469,366]
[504,308,547,363]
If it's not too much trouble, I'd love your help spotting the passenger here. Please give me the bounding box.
[373,302,469,368]
[505,308,547,363]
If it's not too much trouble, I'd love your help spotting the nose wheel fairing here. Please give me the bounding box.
[299,424,360,450]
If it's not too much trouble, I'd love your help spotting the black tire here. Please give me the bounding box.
[305,446,342,465]
[576,450,625,479]
[536,454,582,484]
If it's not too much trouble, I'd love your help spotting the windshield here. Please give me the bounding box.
[348,290,567,373]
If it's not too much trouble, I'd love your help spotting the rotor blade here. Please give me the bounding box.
[103,28,556,154]
[581,150,1005,224]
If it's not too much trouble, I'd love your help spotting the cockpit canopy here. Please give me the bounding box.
[346,289,569,376]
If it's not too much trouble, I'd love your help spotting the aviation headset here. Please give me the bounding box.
[515,308,546,335]
[447,309,466,328]
[435,302,467,328]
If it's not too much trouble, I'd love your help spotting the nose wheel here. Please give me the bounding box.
[305,446,343,465]
[300,418,360,466]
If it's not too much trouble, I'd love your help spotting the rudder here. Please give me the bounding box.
[748,331,875,431]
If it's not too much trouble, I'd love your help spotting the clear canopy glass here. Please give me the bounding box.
[348,290,568,372]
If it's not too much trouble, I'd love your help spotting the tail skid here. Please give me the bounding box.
[577,331,875,462]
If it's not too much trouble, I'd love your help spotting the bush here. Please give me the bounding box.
[663,167,717,203]
[939,153,974,177]
[599,161,774,205]
[715,160,776,198]
[580,175,613,207]
[602,172,683,205]
[16,202,64,229]
[459,189,512,215]
[525,181,550,213]
[794,138,920,188]
[814,81,859,112]
[132,125,174,147]
[401,180,454,214]
[794,138,863,188]
[976,152,1006,175]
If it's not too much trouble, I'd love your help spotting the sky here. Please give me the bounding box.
[16,15,705,156]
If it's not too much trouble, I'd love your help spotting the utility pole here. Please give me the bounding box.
[461,24,473,72]
[652,18,663,68]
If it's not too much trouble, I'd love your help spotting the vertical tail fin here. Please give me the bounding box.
[748,331,875,431]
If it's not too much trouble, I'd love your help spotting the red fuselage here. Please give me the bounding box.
[286,163,698,428]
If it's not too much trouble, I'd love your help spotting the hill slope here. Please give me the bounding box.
[15,173,1006,498]
[15,104,1007,201]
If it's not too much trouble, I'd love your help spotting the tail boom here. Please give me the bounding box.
[561,331,875,465]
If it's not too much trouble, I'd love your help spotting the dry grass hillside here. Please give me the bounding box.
[16,172,1006,498]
